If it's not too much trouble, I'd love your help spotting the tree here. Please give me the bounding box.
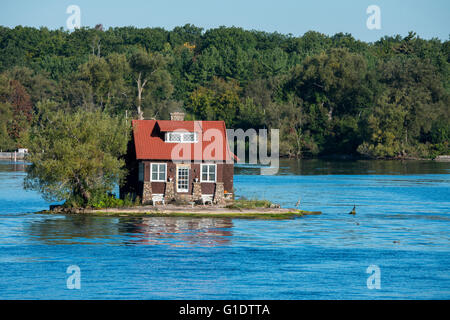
[129,49,171,119]
[0,102,14,150]
[24,102,130,206]
[357,55,450,158]
[77,56,111,108]
[287,48,370,119]
[77,53,131,112]
[0,25,448,159]
[7,66,56,105]
[185,77,240,126]
[0,76,33,148]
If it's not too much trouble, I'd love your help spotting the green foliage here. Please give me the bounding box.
[129,48,173,119]
[0,25,448,159]
[63,192,139,209]
[86,192,139,209]
[0,73,33,149]
[23,103,130,206]
[226,197,273,209]
[0,102,14,150]
[185,77,241,126]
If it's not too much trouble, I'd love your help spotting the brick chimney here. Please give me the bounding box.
[170,112,185,121]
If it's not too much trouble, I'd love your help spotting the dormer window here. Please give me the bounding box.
[165,132,198,143]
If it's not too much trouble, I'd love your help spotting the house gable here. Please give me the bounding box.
[132,119,234,162]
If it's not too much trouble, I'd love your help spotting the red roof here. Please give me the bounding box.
[132,120,236,161]
[156,120,201,132]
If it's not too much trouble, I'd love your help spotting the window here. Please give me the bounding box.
[165,132,198,143]
[166,132,181,142]
[151,163,167,182]
[182,132,196,142]
[201,164,216,182]
[177,166,189,192]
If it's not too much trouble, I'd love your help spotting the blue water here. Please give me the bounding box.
[0,160,449,299]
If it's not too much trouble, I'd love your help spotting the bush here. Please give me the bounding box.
[63,192,140,209]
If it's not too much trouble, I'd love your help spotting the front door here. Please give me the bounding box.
[176,166,189,193]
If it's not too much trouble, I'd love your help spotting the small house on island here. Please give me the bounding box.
[121,112,236,205]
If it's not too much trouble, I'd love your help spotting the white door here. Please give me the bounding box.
[177,167,189,193]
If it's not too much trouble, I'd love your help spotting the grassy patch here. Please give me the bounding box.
[36,209,323,219]
[226,198,273,209]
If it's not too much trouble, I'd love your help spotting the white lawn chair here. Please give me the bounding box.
[201,194,213,205]
[152,194,165,206]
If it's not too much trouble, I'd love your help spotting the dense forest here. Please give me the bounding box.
[0,24,448,159]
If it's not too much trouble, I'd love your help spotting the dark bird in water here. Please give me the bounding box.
[295,198,301,208]
[349,205,356,215]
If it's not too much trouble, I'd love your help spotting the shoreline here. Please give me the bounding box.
[280,154,450,161]
[2,155,449,162]
[36,205,322,219]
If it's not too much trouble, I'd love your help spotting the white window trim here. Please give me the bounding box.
[165,132,198,143]
[150,163,167,182]
[200,163,217,183]
[176,166,190,192]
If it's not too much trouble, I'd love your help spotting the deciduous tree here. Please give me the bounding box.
[24,102,130,206]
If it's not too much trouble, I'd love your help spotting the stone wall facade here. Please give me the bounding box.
[192,182,202,202]
[135,160,234,206]
[142,181,152,204]
[164,181,175,202]
[214,182,225,205]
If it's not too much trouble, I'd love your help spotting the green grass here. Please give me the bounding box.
[37,209,324,219]
[225,198,273,209]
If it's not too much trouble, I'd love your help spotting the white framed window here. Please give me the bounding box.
[150,163,167,182]
[165,132,198,143]
[201,164,216,182]
[166,132,181,142]
[182,132,197,142]
[177,166,189,192]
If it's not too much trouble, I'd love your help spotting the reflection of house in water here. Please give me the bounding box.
[28,215,233,247]
[119,217,233,246]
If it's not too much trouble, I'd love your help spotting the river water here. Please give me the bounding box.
[0,159,449,299]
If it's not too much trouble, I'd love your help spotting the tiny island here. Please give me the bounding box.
[37,111,321,219]
[41,202,321,220]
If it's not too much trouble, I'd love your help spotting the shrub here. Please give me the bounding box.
[63,192,141,209]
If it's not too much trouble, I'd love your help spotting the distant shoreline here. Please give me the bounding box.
[2,154,449,162]
[280,154,450,161]
[0,152,27,160]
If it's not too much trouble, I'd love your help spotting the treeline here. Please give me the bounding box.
[0,24,448,158]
